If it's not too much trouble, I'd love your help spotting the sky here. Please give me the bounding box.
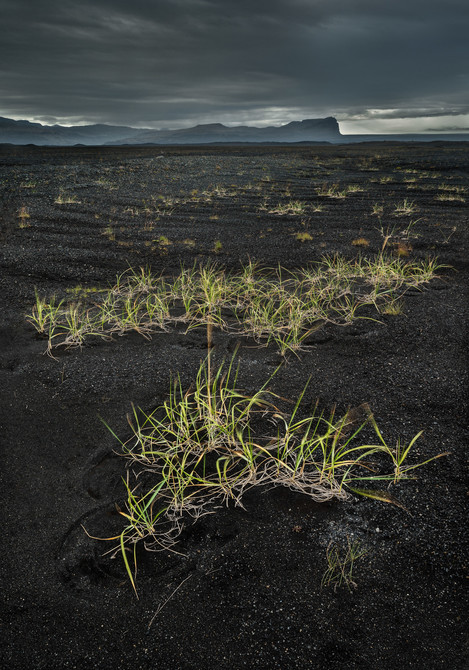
[1,0,468,134]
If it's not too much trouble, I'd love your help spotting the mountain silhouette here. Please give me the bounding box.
[0,116,341,145]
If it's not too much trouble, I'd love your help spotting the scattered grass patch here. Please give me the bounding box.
[156,235,171,246]
[378,218,421,252]
[102,225,115,241]
[436,193,465,203]
[26,256,442,357]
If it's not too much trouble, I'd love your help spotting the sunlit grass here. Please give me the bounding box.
[101,356,447,593]
[27,255,442,357]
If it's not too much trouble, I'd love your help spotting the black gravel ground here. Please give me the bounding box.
[0,143,468,669]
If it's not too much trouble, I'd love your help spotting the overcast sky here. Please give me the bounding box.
[1,0,468,133]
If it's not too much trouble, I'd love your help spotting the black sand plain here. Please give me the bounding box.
[0,143,468,669]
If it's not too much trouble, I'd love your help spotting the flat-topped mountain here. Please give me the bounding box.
[118,117,341,145]
[0,116,341,145]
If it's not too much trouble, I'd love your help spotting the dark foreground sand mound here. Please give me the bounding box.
[0,144,467,669]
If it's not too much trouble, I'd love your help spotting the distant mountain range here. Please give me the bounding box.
[0,116,467,145]
[0,116,341,145]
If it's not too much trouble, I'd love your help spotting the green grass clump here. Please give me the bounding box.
[101,356,446,594]
[269,200,307,215]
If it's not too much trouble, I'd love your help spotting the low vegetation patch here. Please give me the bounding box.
[99,356,446,594]
[54,191,81,205]
[316,183,348,198]
[351,237,370,248]
[393,199,417,215]
[269,200,307,215]
[295,231,313,242]
[321,537,368,592]
[26,255,441,357]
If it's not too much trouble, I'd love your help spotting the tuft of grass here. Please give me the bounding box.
[316,184,347,198]
[351,238,370,248]
[321,537,368,592]
[269,201,307,215]
[156,235,171,246]
[394,241,412,258]
[102,225,115,241]
[378,218,421,252]
[295,231,313,242]
[55,191,80,205]
[100,358,447,592]
[436,193,465,203]
[437,184,465,194]
[394,199,417,216]
[380,298,404,315]
[18,206,30,219]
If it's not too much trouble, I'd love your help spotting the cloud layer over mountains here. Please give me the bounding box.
[1,0,468,132]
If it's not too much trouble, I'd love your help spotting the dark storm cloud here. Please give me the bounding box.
[0,0,468,130]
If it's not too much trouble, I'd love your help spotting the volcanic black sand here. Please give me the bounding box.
[0,143,467,669]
